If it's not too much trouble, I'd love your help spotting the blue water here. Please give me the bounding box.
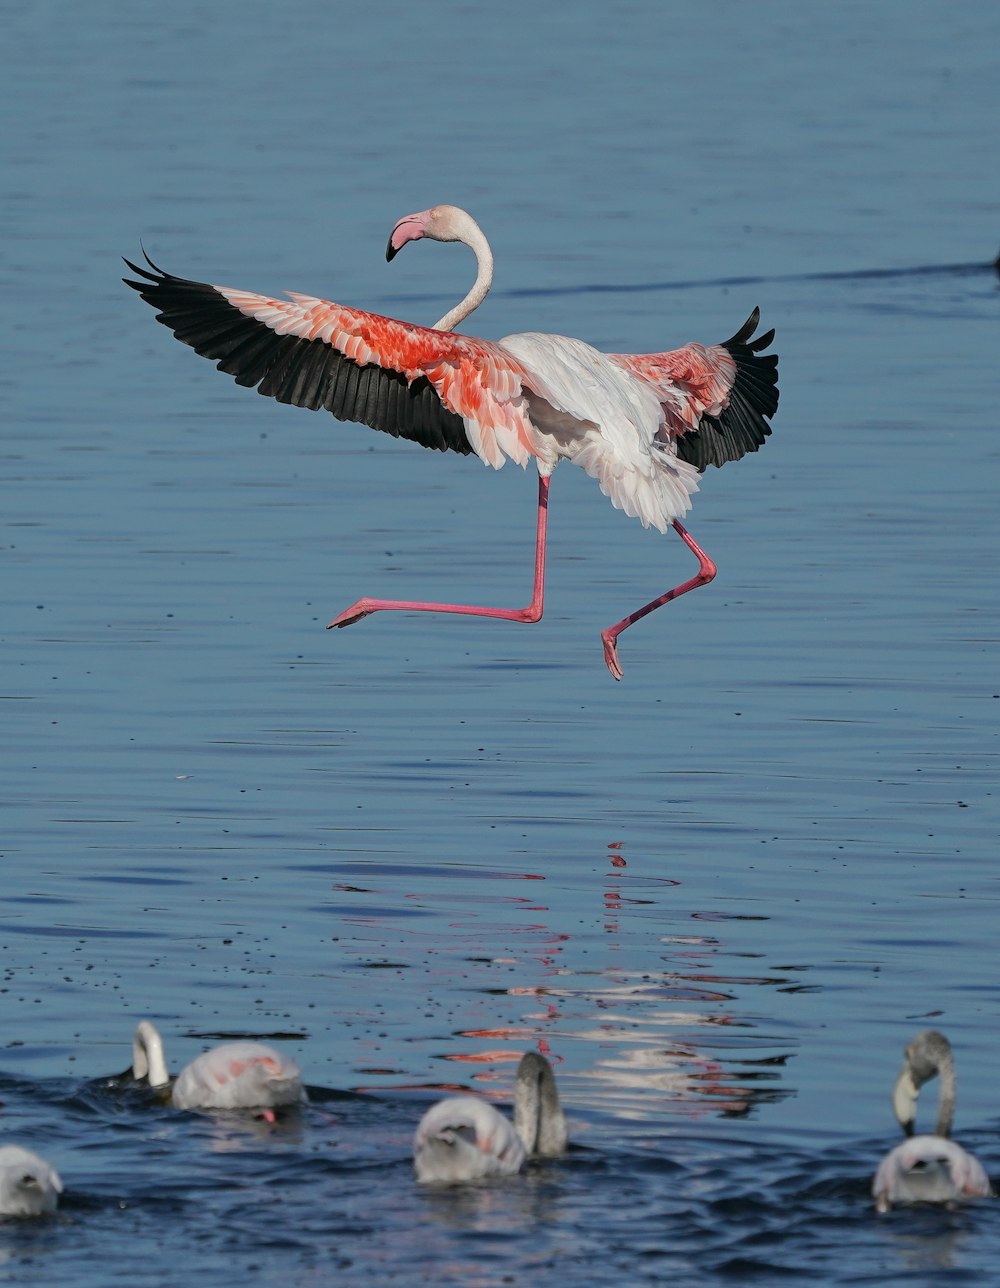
[2,0,999,1282]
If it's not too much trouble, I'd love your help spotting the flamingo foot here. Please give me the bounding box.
[601,630,624,682]
[327,599,376,629]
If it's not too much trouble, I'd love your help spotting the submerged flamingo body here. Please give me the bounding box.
[171,1041,305,1112]
[873,1135,990,1212]
[414,1096,526,1183]
[0,1145,63,1217]
[125,205,779,678]
[413,1050,567,1184]
[132,1021,305,1114]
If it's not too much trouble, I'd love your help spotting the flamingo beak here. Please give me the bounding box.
[386,211,430,262]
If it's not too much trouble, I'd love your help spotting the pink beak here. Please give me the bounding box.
[386,210,432,261]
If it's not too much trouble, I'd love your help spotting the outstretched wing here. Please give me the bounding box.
[609,308,780,471]
[123,254,540,469]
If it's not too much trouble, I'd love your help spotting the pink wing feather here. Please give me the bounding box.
[610,308,778,470]
[124,256,541,470]
[610,343,737,434]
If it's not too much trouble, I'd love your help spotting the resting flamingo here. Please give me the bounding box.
[124,205,779,679]
[414,1051,567,1183]
[131,1020,306,1117]
[0,1145,63,1217]
[872,1029,991,1212]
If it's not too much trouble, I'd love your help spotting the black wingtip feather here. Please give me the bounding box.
[122,249,474,457]
[674,307,780,472]
[749,326,775,353]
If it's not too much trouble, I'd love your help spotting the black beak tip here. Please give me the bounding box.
[386,238,399,263]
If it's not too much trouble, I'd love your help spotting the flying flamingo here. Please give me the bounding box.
[413,1050,567,1183]
[131,1020,306,1117]
[872,1030,991,1212]
[124,205,779,679]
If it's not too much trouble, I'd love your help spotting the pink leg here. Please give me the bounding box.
[601,519,717,682]
[328,473,550,631]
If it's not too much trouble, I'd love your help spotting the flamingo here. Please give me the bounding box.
[872,1029,992,1212]
[0,1145,63,1217]
[413,1050,567,1183]
[124,205,779,679]
[131,1020,306,1117]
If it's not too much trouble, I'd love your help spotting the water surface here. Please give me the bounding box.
[2,1,999,1282]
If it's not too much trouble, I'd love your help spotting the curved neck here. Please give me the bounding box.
[894,1032,957,1138]
[432,219,493,332]
[133,1020,170,1088]
[513,1052,567,1156]
[934,1049,955,1137]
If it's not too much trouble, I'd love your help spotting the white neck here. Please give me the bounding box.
[133,1020,170,1088]
[432,217,494,332]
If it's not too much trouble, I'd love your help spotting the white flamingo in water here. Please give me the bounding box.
[131,1020,306,1117]
[872,1029,991,1212]
[414,1051,567,1183]
[124,205,779,680]
[0,1145,63,1217]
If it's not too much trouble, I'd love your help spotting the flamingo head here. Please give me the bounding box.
[386,205,472,261]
